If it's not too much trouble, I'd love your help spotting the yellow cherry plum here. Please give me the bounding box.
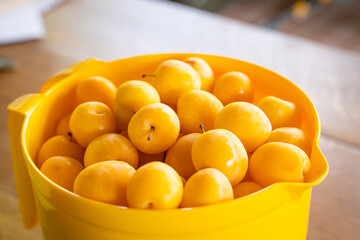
[181,168,233,208]
[177,90,223,133]
[56,113,72,137]
[147,60,201,106]
[212,71,254,105]
[37,135,85,168]
[40,156,84,191]
[180,176,187,186]
[233,181,263,198]
[126,162,183,209]
[183,57,214,92]
[165,133,201,180]
[74,161,135,206]
[266,127,311,156]
[76,76,117,109]
[249,142,311,187]
[70,101,116,148]
[257,96,301,129]
[215,102,272,153]
[242,154,253,182]
[138,151,165,168]
[192,129,248,186]
[114,80,160,131]
[120,130,129,138]
[119,128,164,168]
[128,103,180,154]
[84,133,138,168]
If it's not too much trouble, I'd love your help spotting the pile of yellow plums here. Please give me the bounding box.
[38,57,311,209]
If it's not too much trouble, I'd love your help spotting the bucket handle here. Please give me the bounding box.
[7,94,42,229]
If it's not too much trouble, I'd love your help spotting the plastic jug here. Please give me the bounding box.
[7,53,328,240]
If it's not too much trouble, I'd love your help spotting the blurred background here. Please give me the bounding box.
[1,0,359,71]
[170,0,360,53]
[1,0,359,58]
[0,0,359,240]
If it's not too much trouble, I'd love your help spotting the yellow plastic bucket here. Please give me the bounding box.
[7,53,328,240]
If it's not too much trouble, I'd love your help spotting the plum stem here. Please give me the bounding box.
[67,132,73,142]
[147,126,155,141]
[142,74,156,78]
[199,124,205,133]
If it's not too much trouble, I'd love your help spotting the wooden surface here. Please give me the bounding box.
[0,0,359,239]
